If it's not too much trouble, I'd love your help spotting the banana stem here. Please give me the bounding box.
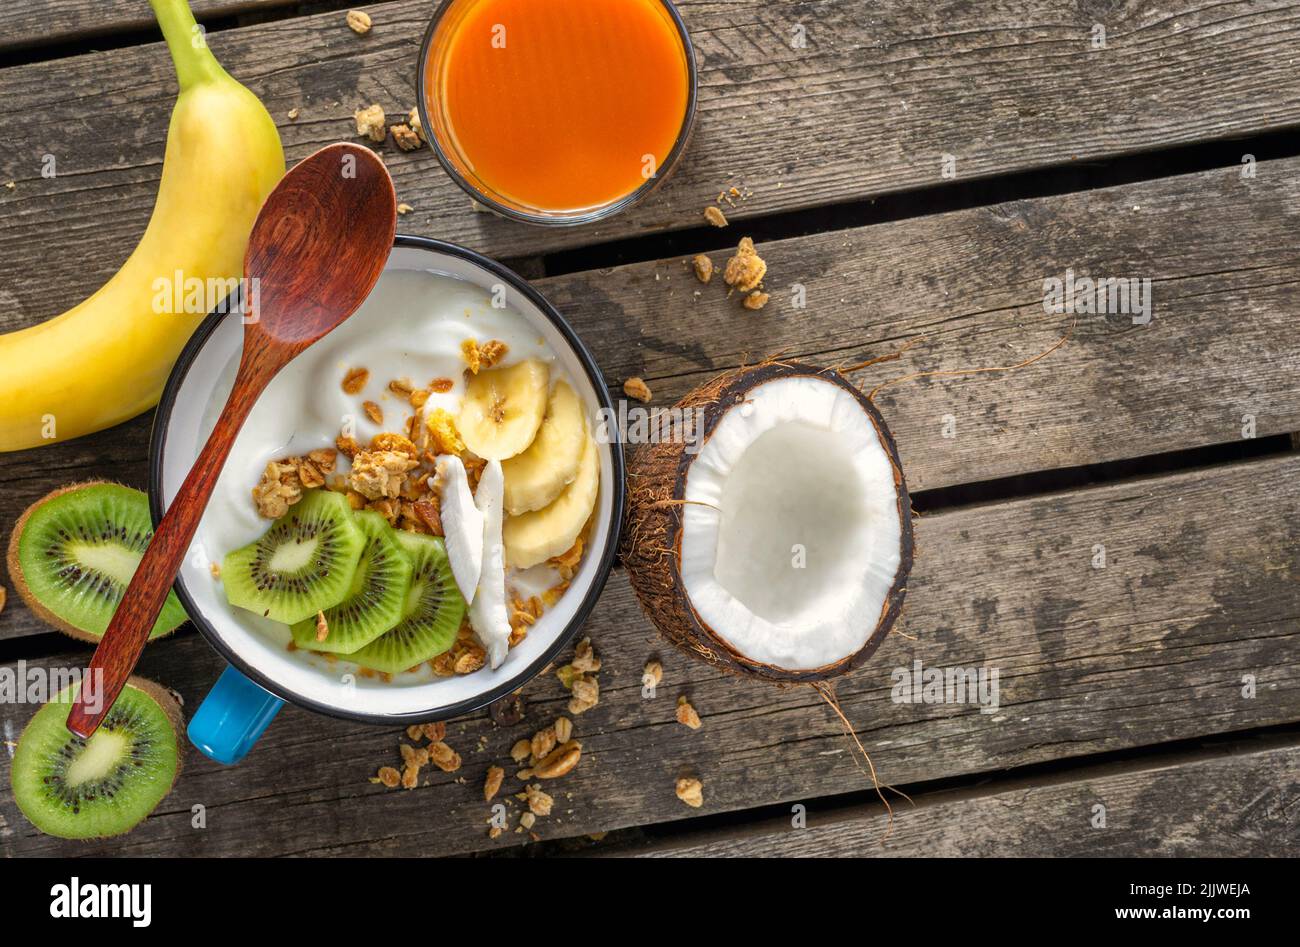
[151,0,227,90]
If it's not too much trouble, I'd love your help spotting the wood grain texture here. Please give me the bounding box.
[2,452,1297,856]
[607,740,1300,857]
[0,1,302,53]
[4,1,1300,318]
[2,155,1298,643]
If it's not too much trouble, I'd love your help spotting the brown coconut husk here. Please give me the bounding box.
[621,360,914,684]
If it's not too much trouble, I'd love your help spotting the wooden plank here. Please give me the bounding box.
[4,0,1300,314]
[606,740,1300,857]
[4,156,1299,643]
[2,452,1297,855]
[0,2,300,54]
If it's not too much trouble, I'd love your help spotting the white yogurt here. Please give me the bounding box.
[199,268,566,682]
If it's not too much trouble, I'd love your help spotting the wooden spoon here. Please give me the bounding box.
[66,142,397,739]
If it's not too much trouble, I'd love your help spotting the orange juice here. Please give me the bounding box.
[424,0,692,217]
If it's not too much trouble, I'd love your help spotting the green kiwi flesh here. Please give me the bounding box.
[7,482,189,643]
[346,531,466,675]
[289,509,412,653]
[11,677,182,839]
[222,489,365,625]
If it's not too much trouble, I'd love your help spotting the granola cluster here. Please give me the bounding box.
[555,636,601,715]
[373,722,461,790]
[690,232,770,311]
[251,449,338,519]
[460,337,509,375]
[430,619,488,677]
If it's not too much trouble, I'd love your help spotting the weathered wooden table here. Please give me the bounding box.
[2,0,1298,857]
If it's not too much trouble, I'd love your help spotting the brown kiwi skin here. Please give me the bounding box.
[5,480,181,645]
[10,674,185,841]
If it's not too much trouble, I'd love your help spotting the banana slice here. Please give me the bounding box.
[502,380,587,515]
[503,436,600,569]
[457,359,550,461]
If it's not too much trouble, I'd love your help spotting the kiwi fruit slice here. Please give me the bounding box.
[6,482,189,643]
[289,509,412,653]
[11,676,182,839]
[346,531,466,675]
[222,489,365,625]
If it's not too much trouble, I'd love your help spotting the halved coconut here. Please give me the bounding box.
[622,362,913,682]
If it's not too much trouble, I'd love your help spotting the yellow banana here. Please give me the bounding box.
[0,0,284,452]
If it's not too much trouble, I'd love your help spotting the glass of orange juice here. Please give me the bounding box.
[416,0,697,226]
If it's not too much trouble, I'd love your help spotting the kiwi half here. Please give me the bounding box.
[11,676,182,839]
[222,489,365,625]
[289,509,412,653]
[347,531,466,675]
[6,482,189,643]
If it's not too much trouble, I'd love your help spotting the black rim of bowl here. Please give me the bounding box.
[149,234,626,725]
[414,0,698,227]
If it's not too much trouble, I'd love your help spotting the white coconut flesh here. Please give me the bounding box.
[436,455,483,604]
[678,375,904,671]
[468,459,511,669]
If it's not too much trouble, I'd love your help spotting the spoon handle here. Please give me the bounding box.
[66,369,264,739]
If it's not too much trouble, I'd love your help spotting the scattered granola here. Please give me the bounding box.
[568,676,599,715]
[571,637,601,673]
[347,448,419,500]
[376,766,401,788]
[743,290,770,311]
[548,537,584,581]
[391,123,421,152]
[252,458,303,519]
[346,9,372,34]
[676,777,704,808]
[336,434,361,459]
[397,202,413,215]
[287,107,300,121]
[519,810,536,829]
[362,400,383,424]
[692,254,714,284]
[409,107,425,142]
[484,765,505,801]
[460,338,509,374]
[643,660,663,688]
[428,741,463,772]
[532,741,581,779]
[623,376,653,403]
[426,408,466,456]
[209,562,222,580]
[553,716,572,744]
[0,586,6,616]
[530,725,557,762]
[342,366,370,394]
[315,610,329,643]
[510,739,532,764]
[413,499,443,535]
[400,743,430,768]
[676,695,702,730]
[704,205,728,228]
[724,237,767,293]
[453,646,486,675]
[429,377,455,393]
[354,104,386,142]
[525,783,554,816]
